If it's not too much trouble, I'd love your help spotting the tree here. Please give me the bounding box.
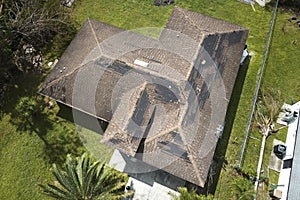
[0,14,12,71]
[0,11,14,96]
[13,96,43,130]
[255,88,284,136]
[0,0,74,72]
[40,153,129,200]
[0,0,75,104]
[279,0,300,11]
[169,187,214,200]
[253,88,285,197]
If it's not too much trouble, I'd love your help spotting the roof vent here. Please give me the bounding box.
[134,59,149,68]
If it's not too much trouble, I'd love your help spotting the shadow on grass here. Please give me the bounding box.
[3,73,84,166]
[43,122,85,166]
[10,101,84,166]
[4,73,51,145]
[207,56,252,195]
[14,111,54,146]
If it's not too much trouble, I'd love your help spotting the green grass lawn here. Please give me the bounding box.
[0,73,86,199]
[0,114,52,200]
[0,74,52,199]
[78,127,114,163]
[1,0,300,199]
[216,5,300,200]
[241,10,300,200]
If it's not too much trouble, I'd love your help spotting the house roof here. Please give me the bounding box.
[166,7,247,41]
[39,7,248,187]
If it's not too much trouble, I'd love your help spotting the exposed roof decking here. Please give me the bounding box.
[197,32,248,99]
[167,7,248,100]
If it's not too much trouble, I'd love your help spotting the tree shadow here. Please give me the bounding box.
[11,105,85,166]
[207,56,252,194]
[42,121,85,166]
[5,72,52,145]
[0,8,81,164]
[5,74,84,166]
[277,0,300,13]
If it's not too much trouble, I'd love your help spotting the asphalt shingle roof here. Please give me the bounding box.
[39,7,248,187]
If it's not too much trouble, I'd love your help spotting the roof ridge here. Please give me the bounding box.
[186,145,205,186]
[40,19,107,92]
[145,126,179,144]
[173,6,249,33]
[40,55,104,92]
[87,19,103,55]
[176,7,209,34]
[202,28,249,36]
[41,64,82,92]
[176,122,205,186]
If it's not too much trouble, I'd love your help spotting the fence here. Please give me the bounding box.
[237,0,280,167]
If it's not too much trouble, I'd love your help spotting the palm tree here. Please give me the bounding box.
[40,153,129,200]
[253,88,285,197]
[169,187,214,200]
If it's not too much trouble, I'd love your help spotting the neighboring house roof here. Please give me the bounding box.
[287,108,300,199]
[39,7,248,187]
[275,102,300,200]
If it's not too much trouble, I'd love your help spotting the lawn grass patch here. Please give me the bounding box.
[78,127,114,163]
[219,6,300,200]
[240,9,300,199]
[0,73,84,199]
[262,11,300,102]
[0,115,52,200]
[73,0,172,30]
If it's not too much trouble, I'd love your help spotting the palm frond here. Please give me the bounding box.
[40,153,128,200]
[40,183,73,199]
[65,154,82,197]
[51,164,73,194]
[255,88,283,135]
